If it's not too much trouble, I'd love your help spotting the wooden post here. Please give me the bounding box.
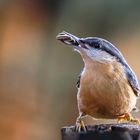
[61,123,140,140]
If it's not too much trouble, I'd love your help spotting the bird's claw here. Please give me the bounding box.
[117,113,140,124]
[130,118,140,124]
[76,117,87,132]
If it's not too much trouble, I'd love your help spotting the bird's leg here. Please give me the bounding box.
[117,113,140,124]
[76,113,87,132]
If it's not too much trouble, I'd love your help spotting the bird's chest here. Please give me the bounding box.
[77,62,136,118]
[80,62,122,93]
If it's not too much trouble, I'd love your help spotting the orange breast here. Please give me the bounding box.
[77,61,137,119]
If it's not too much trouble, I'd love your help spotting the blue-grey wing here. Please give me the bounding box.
[76,75,81,88]
[76,70,83,88]
[126,66,140,97]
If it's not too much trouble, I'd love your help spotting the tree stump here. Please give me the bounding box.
[61,123,140,140]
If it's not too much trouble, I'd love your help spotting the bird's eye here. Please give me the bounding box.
[94,43,100,49]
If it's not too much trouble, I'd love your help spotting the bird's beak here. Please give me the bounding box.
[56,31,80,46]
[56,31,88,50]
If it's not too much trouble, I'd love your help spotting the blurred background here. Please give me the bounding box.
[0,0,140,140]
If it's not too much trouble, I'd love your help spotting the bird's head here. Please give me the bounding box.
[56,31,125,64]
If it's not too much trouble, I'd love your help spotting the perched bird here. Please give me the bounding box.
[56,31,140,131]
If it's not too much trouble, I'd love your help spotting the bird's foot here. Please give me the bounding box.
[76,113,87,132]
[117,113,140,124]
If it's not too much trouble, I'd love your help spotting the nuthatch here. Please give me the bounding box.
[56,31,140,132]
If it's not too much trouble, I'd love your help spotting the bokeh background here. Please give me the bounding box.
[0,0,140,140]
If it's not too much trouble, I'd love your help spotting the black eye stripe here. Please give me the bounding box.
[80,39,101,49]
[93,42,100,48]
[89,42,101,49]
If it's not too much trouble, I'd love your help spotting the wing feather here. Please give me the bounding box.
[76,70,83,88]
[126,66,140,97]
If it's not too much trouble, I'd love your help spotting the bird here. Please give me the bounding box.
[56,31,140,132]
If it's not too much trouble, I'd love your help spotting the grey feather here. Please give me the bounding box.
[125,66,140,96]
[76,75,81,88]
[132,106,139,112]
[76,70,83,88]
